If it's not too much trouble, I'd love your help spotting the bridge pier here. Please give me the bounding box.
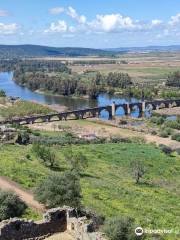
[112,102,116,118]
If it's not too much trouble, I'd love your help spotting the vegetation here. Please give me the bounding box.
[171,133,180,142]
[0,45,113,58]
[166,71,180,87]
[0,59,132,99]
[131,160,146,184]
[35,170,82,209]
[32,143,57,168]
[13,70,132,99]
[0,89,6,97]
[0,142,179,239]
[103,216,139,240]
[0,190,27,221]
[0,100,53,120]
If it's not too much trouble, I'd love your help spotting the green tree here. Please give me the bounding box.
[35,171,82,208]
[166,71,180,87]
[64,150,88,173]
[0,190,27,221]
[32,143,57,168]
[0,89,6,97]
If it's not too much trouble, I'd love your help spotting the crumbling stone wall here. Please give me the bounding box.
[0,208,67,240]
[0,207,96,240]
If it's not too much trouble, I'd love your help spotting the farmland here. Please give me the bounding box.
[0,138,179,239]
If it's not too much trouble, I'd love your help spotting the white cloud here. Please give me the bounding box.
[169,13,180,25]
[44,20,68,33]
[49,7,64,15]
[0,23,18,34]
[88,14,140,33]
[44,8,180,42]
[151,19,163,26]
[67,6,86,24]
[0,9,8,17]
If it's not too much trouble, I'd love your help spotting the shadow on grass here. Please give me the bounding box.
[136,181,155,188]
[80,172,100,179]
[49,165,68,172]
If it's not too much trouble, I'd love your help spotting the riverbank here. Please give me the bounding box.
[154,107,180,116]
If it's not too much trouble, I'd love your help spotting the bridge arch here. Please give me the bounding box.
[115,106,126,116]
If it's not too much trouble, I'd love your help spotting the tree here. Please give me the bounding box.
[15,131,30,145]
[131,160,146,184]
[166,71,180,87]
[64,150,88,173]
[35,170,82,209]
[0,89,6,97]
[32,143,57,168]
[103,216,139,240]
[0,190,27,221]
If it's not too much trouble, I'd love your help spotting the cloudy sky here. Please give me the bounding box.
[0,0,180,48]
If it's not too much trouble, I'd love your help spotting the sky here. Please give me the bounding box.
[0,0,180,48]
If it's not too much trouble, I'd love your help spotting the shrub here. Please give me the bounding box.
[0,190,27,221]
[64,150,88,173]
[35,170,82,209]
[159,127,174,138]
[32,143,57,167]
[0,90,6,97]
[15,131,30,145]
[164,120,180,130]
[150,116,165,125]
[159,144,173,155]
[103,216,139,240]
[131,160,146,184]
[171,133,180,142]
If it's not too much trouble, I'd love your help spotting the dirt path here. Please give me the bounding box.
[0,176,45,212]
[45,232,74,240]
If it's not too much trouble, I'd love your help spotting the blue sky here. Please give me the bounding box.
[0,0,180,48]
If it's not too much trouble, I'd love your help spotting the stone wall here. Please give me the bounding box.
[0,208,67,240]
[0,207,96,240]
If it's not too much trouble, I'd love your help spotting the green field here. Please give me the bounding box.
[0,100,53,120]
[0,141,179,239]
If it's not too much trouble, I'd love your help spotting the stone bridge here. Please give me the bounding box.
[0,99,180,125]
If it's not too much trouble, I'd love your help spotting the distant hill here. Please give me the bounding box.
[0,44,180,59]
[0,45,113,58]
[106,45,180,53]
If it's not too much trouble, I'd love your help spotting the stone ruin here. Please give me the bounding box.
[0,125,17,143]
[0,207,96,240]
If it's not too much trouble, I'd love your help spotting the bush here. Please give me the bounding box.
[171,133,180,142]
[35,170,82,208]
[103,216,139,240]
[165,120,180,130]
[15,131,30,145]
[131,160,146,184]
[0,190,27,221]
[32,143,57,167]
[159,144,173,155]
[159,127,173,138]
[150,116,165,125]
[0,89,6,97]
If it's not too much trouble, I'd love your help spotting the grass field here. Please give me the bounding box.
[0,100,53,120]
[68,52,180,84]
[0,140,179,239]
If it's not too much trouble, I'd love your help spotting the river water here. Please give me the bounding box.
[0,72,142,118]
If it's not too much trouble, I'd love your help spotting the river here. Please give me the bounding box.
[0,72,142,118]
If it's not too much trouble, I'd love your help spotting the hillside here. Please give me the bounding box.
[0,45,112,58]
